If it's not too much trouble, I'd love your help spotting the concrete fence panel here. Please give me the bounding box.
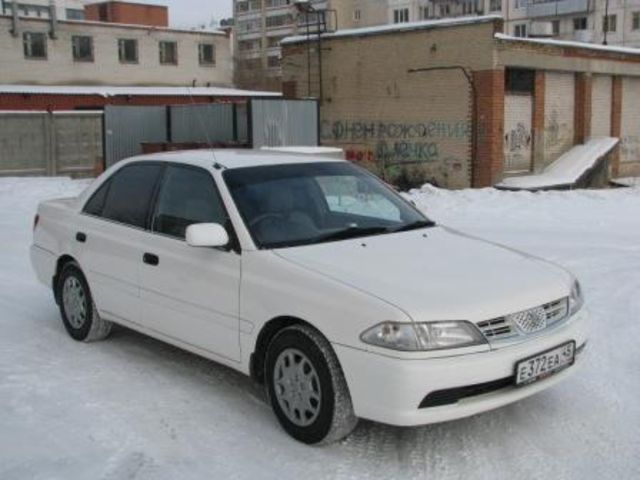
[0,111,102,177]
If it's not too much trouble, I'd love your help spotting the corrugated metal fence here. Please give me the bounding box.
[0,111,102,176]
[250,99,318,148]
[0,99,319,175]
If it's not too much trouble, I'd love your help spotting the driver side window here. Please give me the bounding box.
[152,165,226,240]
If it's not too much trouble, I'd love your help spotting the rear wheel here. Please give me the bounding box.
[56,262,112,342]
[265,324,357,444]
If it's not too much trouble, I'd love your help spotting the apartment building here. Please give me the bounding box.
[384,0,640,48]
[1,0,85,20]
[0,13,233,86]
[234,0,389,91]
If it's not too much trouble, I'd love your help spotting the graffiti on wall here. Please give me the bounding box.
[504,123,532,153]
[621,135,640,163]
[321,120,472,143]
[322,119,470,166]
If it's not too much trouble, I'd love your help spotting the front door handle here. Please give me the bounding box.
[143,253,159,266]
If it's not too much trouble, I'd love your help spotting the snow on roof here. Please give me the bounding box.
[281,15,502,45]
[495,33,640,57]
[0,85,281,98]
[496,137,619,190]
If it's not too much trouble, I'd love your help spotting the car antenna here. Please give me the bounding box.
[186,84,226,170]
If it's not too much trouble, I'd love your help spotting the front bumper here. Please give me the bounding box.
[334,309,589,427]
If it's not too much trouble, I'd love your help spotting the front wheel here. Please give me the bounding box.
[56,261,112,342]
[265,324,358,444]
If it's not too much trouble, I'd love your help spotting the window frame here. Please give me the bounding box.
[159,40,178,65]
[72,35,94,63]
[81,162,165,231]
[118,38,139,64]
[149,163,234,245]
[23,31,47,60]
[198,42,216,66]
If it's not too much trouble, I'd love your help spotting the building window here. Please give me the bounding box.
[72,35,93,62]
[159,41,178,65]
[552,20,560,36]
[267,55,280,68]
[573,17,587,31]
[118,39,138,63]
[514,23,527,37]
[199,43,216,66]
[266,36,283,48]
[603,14,617,33]
[490,0,502,12]
[353,9,361,21]
[419,6,430,19]
[66,8,85,20]
[506,68,535,94]
[266,13,294,28]
[393,8,409,24]
[633,12,640,31]
[23,32,47,59]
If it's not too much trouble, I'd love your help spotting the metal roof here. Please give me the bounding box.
[0,84,282,98]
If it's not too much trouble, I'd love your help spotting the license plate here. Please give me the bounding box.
[515,341,576,386]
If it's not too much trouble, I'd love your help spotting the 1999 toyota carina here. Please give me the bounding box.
[31,150,588,444]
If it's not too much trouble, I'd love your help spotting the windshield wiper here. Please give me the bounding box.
[314,226,391,243]
[389,219,436,233]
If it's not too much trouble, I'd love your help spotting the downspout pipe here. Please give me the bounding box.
[10,0,20,37]
[49,0,58,40]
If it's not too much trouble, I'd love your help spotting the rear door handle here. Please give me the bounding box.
[76,232,87,243]
[143,253,159,266]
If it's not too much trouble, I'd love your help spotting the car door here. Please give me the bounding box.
[77,162,164,324]
[138,164,242,362]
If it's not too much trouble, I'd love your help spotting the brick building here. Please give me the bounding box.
[84,1,169,27]
[281,16,640,188]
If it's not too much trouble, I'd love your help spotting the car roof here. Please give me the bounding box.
[124,149,345,170]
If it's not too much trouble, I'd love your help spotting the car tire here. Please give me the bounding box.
[265,324,358,445]
[56,261,112,342]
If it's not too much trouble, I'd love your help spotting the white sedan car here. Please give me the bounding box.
[31,150,588,444]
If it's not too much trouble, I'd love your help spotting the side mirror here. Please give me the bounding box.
[185,223,229,248]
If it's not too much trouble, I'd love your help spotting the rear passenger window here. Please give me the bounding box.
[152,165,226,239]
[83,179,111,216]
[99,163,163,228]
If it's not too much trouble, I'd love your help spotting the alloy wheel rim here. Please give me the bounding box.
[273,348,322,427]
[62,276,87,329]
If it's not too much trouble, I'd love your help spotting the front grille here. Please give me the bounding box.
[477,297,569,342]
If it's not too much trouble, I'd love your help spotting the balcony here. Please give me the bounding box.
[526,0,589,18]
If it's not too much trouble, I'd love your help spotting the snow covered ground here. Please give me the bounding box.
[1,177,639,480]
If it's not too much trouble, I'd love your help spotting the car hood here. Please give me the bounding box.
[273,226,573,323]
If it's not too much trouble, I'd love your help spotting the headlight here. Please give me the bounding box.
[569,280,584,315]
[360,321,487,352]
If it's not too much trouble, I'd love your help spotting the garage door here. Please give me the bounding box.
[543,72,575,167]
[591,75,612,138]
[621,77,640,168]
[504,94,533,173]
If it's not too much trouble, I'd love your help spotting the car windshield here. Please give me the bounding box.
[223,161,433,249]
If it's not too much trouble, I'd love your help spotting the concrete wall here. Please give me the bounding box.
[282,20,497,188]
[0,16,232,86]
[0,111,102,176]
